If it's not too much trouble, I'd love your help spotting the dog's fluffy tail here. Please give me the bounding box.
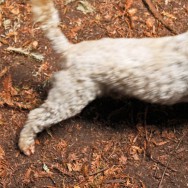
[32,0,71,53]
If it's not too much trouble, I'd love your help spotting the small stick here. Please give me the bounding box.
[89,167,109,176]
[7,47,44,61]
[150,157,177,172]
[143,0,177,35]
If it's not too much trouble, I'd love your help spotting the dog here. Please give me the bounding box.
[19,0,188,155]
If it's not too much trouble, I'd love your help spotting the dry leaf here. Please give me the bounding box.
[0,159,7,177]
[65,0,76,5]
[32,41,38,49]
[3,19,11,30]
[132,153,140,161]
[158,155,168,163]
[81,162,89,176]
[56,139,67,150]
[43,163,50,173]
[0,0,5,5]
[10,7,20,15]
[162,130,176,139]
[67,163,73,172]
[0,67,8,78]
[77,1,95,14]
[68,153,78,162]
[0,146,5,159]
[162,11,177,19]
[0,38,8,45]
[72,162,82,172]
[130,146,143,154]
[23,168,32,184]
[2,74,13,104]
[146,17,155,28]
[152,140,169,146]
[128,8,137,16]
[165,0,169,5]
[125,0,133,9]
[119,155,127,165]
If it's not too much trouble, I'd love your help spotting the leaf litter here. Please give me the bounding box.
[0,0,188,187]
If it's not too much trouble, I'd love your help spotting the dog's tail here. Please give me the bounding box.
[31,0,71,53]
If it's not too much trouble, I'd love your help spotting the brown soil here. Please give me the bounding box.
[0,0,188,187]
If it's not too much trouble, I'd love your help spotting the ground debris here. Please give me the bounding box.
[0,74,40,109]
[7,46,44,62]
[142,0,177,34]
[77,1,95,15]
[0,0,188,187]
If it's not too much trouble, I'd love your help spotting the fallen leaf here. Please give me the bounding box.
[146,17,155,28]
[34,170,52,178]
[43,163,50,173]
[23,168,32,184]
[0,67,8,78]
[158,155,168,163]
[119,155,127,165]
[165,0,169,5]
[1,74,13,105]
[0,0,5,5]
[162,11,177,19]
[56,140,67,150]
[67,163,73,172]
[65,0,76,5]
[0,38,8,45]
[130,146,143,161]
[77,1,95,14]
[72,162,82,172]
[81,162,89,176]
[0,159,7,177]
[52,163,72,176]
[68,153,78,162]
[132,153,140,161]
[162,130,176,139]
[0,146,5,159]
[125,0,133,9]
[128,8,137,16]
[152,140,169,146]
[10,7,20,15]
[130,146,143,154]
[3,19,11,30]
[32,41,38,49]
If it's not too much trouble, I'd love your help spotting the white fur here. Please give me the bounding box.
[19,0,188,155]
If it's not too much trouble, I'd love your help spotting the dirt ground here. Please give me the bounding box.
[0,0,188,187]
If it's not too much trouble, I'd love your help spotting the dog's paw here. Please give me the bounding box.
[19,139,35,156]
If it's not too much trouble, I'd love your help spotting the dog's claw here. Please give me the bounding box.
[23,144,35,156]
[19,141,35,156]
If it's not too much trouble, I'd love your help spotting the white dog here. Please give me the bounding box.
[19,0,188,155]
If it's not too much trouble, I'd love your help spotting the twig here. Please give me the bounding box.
[150,157,177,172]
[105,179,126,184]
[158,132,187,188]
[7,46,44,61]
[142,0,177,35]
[89,167,109,176]
[0,67,9,78]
